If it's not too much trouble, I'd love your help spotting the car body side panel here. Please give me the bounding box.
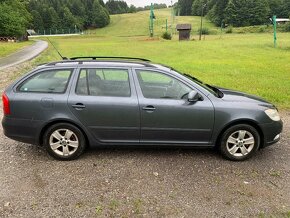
[67,67,141,144]
[132,68,215,145]
[208,96,283,147]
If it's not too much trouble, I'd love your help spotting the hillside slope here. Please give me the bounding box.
[87,8,215,37]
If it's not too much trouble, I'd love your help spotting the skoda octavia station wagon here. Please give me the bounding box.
[2,57,283,161]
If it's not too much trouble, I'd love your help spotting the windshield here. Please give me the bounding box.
[172,70,223,98]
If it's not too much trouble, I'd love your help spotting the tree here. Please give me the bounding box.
[27,0,110,31]
[225,0,270,27]
[30,10,44,30]
[176,0,193,16]
[105,0,129,14]
[0,0,31,37]
[192,0,211,16]
[60,7,77,29]
[207,0,229,26]
[128,5,137,13]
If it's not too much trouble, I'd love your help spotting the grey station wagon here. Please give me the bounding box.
[2,57,283,161]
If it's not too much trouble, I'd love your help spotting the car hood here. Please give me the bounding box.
[216,87,273,106]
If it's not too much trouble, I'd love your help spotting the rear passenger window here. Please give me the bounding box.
[18,69,72,93]
[76,68,131,97]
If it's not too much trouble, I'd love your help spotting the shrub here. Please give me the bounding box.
[283,22,290,32]
[258,26,266,33]
[197,27,210,35]
[161,32,172,40]
[225,26,233,34]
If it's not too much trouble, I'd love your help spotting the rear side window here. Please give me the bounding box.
[76,68,131,97]
[18,69,73,93]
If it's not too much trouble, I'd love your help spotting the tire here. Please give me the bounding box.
[219,124,260,161]
[43,123,86,161]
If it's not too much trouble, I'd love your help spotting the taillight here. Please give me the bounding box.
[2,93,10,115]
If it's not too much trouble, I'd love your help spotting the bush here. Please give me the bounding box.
[283,22,290,32]
[225,26,233,34]
[258,26,266,33]
[161,32,172,40]
[197,27,210,35]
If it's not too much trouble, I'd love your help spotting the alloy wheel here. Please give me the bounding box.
[226,130,255,157]
[49,129,79,157]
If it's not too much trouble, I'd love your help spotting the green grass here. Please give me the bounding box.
[30,9,290,108]
[84,8,215,37]
[0,41,33,58]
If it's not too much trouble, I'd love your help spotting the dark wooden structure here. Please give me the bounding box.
[176,24,192,41]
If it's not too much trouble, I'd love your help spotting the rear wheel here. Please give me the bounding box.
[219,124,260,161]
[44,123,86,160]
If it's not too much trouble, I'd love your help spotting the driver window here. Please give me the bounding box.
[136,70,191,99]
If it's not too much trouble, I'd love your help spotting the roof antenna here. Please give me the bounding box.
[47,38,68,60]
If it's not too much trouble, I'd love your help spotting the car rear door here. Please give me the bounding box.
[133,69,214,145]
[68,67,140,144]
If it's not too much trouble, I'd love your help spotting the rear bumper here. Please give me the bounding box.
[259,120,283,148]
[2,116,42,145]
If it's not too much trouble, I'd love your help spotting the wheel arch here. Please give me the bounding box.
[38,119,90,147]
[215,119,264,148]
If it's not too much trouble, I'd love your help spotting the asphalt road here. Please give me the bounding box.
[0,64,289,217]
[0,40,48,70]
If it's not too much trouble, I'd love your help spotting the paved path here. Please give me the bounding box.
[0,40,48,70]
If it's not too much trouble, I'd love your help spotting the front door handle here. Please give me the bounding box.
[72,103,86,110]
[142,105,156,111]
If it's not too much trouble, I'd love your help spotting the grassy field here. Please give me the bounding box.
[84,8,216,37]
[28,9,290,109]
[0,41,33,58]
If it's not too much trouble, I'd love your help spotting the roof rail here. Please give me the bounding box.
[69,56,151,62]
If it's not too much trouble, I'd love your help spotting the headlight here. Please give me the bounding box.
[265,109,281,121]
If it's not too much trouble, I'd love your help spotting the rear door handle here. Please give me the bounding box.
[72,103,86,110]
[142,105,156,111]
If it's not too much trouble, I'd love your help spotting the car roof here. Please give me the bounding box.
[37,56,170,70]
[41,60,156,68]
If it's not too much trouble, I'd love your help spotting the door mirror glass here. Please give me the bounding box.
[188,90,201,102]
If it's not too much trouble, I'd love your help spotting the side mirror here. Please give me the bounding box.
[188,90,201,102]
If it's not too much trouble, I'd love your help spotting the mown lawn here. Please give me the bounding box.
[0,41,33,58]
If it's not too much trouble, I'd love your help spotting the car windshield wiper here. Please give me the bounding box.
[183,73,224,98]
[205,84,224,98]
[183,73,204,84]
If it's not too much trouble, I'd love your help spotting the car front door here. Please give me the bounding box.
[133,69,214,145]
[68,67,140,144]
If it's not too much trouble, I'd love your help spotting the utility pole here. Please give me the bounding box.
[149,3,154,37]
[273,15,277,48]
[199,3,207,41]
[171,0,174,36]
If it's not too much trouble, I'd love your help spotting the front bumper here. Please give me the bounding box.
[259,119,283,148]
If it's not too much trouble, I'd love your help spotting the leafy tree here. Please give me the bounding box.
[128,4,137,13]
[27,0,110,31]
[176,0,193,16]
[30,10,44,30]
[207,0,229,26]
[0,0,31,37]
[60,7,77,29]
[106,0,129,14]
[225,0,270,26]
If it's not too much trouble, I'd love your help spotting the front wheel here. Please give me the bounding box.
[44,123,86,161]
[219,124,260,161]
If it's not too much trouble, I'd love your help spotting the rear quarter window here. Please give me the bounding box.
[17,69,73,93]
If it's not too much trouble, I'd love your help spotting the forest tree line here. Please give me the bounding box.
[0,0,168,37]
[175,0,290,27]
[105,0,167,15]
[0,0,110,37]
